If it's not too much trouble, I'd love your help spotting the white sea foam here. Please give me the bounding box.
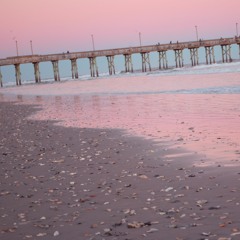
[147,62,240,77]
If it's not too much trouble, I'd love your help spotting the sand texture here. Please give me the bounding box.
[0,102,239,240]
[1,71,240,239]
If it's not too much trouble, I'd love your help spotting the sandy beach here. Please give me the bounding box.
[1,71,240,240]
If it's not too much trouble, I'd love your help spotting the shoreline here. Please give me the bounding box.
[1,70,240,97]
[1,60,240,90]
[1,90,239,168]
[1,101,240,240]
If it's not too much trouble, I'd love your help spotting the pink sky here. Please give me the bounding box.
[1,0,239,57]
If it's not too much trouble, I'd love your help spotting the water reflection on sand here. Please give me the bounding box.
[1,72,240,166]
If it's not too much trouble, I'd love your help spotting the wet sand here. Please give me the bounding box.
[1,71,240,239]
[1,72,240,167]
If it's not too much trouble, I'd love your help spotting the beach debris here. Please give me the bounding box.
[25,235,33,238]
[0,191,10,196]
[188,174,196,177]
[164,187,174,192]
[177,167,185,170]
[208,206,221,210]
[123,209,136,215]
[1,227,17,233]
[138,174,148,179]
[231,231,240,236]
[177,137,184,141]
[201,232,211,236]
[127,221,144,228]
[196,200,208,207]
[52,159,64,163]
[103,228,112,236]
[36,232,47,237]
[146,228,159,233]
[53,231,59,237]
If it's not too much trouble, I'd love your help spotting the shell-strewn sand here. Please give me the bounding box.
[1,101,240,240]
[0,72,240,239]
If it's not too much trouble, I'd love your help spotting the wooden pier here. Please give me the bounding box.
[0,37,239,86]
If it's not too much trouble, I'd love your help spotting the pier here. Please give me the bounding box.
[0,37,239,86]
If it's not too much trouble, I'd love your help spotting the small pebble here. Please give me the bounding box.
[53,231,59,237]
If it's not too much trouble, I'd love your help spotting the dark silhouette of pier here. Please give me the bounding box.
[0,37,239,86]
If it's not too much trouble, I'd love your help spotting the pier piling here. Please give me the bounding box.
[14,64,22,86]
[0,68,2,87]
[124,54,133,73]
[52,61,60,81]
[221,45,232,63]
[71,59,79,79]
[158,51,168,69]
[141,52,151,72]
[33,62,41,83]
[89,57,99,77]
[238,44,240,59]
[205,46,215,64]
[174,49,184,68]
[106,55,115,75]
[189,48,199,66]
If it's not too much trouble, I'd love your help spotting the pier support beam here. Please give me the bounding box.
[124,54,133,73]
[189,48,199,66]
[141,52,151,72]
[174,49,184,68]
[71,58,79,79]
[0,68,3,87]
[238,44,240,59]
[221,45,232,63]
[158,51,168,69]
[205,46,215,64]
[107,55,115,75]
[89,57,99,77]
[52,61,60,81]
[33,62,41,83]
[14,64,21,86]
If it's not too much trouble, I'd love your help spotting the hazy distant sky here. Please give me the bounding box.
[1,0,239,57]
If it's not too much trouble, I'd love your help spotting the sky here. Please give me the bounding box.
[1,0,240,58]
